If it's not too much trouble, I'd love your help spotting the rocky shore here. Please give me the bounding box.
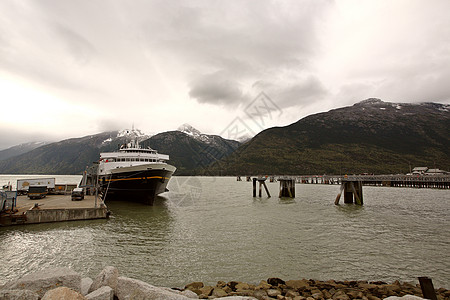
[0,266,448,300]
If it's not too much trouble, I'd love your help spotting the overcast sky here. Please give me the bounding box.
[1,0,450,150]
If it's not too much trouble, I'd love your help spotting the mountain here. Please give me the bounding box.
[177,123,208,142]
[0,126,240,175]
[0,142,49,161]
[204,99,450,175]
[143,127,241,175]
[177,123,253,144]
[0,132,123,174]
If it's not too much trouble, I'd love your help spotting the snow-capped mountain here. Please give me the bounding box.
[0,141,49,161]
[102,128,152,145]
[177,124,214,143]
[177,123,253,144]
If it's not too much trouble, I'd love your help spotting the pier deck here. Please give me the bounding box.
[1,194,108,226]
[15,194,98,212]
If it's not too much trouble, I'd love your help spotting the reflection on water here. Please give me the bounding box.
[1,176,449,289]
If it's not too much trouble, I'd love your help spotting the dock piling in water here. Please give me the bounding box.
[336,180,363,205]
[418,277,437,300]
[279,178,295,198]
[252,177,271,197]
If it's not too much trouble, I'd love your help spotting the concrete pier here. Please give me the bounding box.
[1,194,109,226]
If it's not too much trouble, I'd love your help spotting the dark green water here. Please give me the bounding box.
[1,176,449,288]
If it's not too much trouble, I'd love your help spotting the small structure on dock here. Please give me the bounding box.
[253,177,271,197]
[335,180,363,205]
[278,178,295,198]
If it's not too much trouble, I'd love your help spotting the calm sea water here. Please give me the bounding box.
[0,175,449,288]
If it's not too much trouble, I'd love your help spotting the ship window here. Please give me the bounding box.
[126,158,130,161]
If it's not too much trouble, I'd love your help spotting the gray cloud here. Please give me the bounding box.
[138,0,333,107]
[189,71,244,106]
[51,22,96,65]
[0,127,55,151]
[253,75,328,109]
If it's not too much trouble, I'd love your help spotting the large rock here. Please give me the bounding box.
[181,289,199,299]
[7,267,81,298]
[252,289,268,300]
[89,266,119,293]
[211,287,228,298]
[0,289,39,300]
[185,282,204,291]
[216,297,257,300]
[255,281,271,290]
[86,286,114,300]
[235,282,251,292]
[285,280,309,290]
[116,276,190,300]
[267,278,285,287]
[81,277,94,296]
[161,287,198,298]
[41,287,86,300]
[266,289,281,297]
[198,285,214,298]
[384,296,425,300]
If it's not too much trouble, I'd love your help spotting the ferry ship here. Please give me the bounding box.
[97,140,176,205]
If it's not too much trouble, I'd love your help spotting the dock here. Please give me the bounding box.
[244,174,450,189]
[0,194,109,226]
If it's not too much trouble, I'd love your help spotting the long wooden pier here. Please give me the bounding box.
[295,174,450,189]
[241,174,450,189]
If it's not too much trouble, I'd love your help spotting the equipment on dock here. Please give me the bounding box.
[27,186,47,200]
[71,188,85,201]
[17,178,55,195]
[1,190,17,215]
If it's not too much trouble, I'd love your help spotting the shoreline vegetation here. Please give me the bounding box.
[1,266,449,300]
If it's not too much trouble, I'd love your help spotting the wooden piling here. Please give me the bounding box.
[253,177,270,197]
[336,181,363,205]
[279,178,295,198]
[418,277,437,300]
[343,182,354,204]
[259,181,262,197]
[335,183,345,205]
[262,180,271,197]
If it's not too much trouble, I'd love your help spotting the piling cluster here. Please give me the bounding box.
[1,266,449,300]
